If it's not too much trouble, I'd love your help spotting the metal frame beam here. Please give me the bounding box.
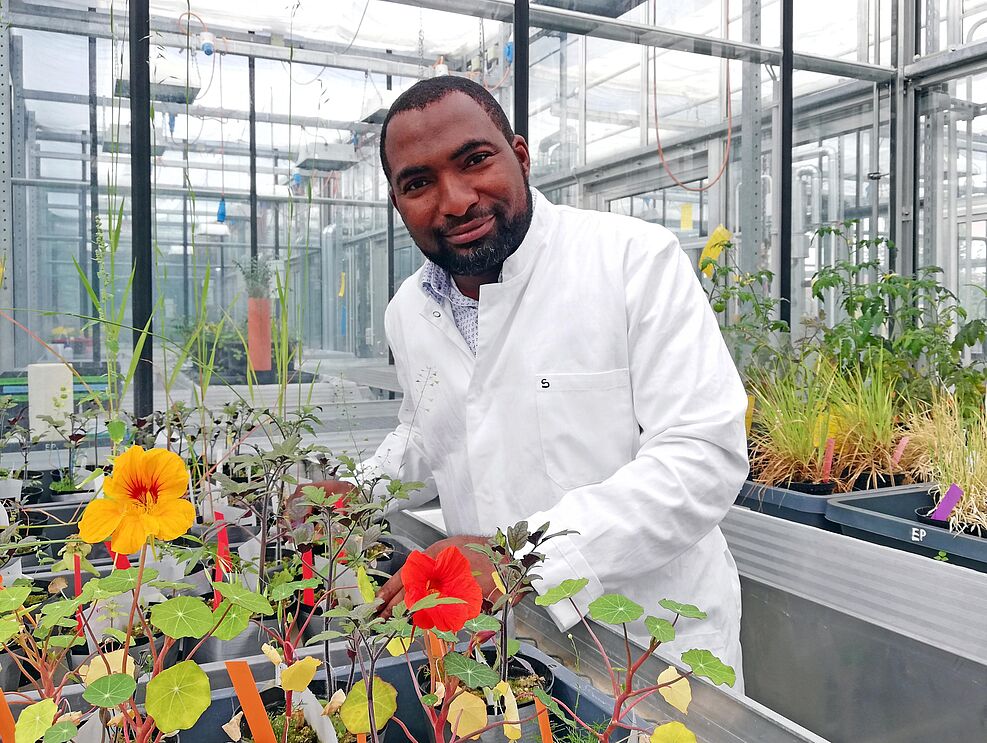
[0,16,14,371]
[382,0,895,82]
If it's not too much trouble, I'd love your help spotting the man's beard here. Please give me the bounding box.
[424,188,533,277]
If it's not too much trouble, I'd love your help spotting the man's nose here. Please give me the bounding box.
[438,176,478,218]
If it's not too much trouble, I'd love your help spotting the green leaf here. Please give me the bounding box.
[681,649,736,687]
[443,652,500,689]
[46,634,85,649]
[532,689,574,727]
[210,600,252,641]
[430,629,458,643]
[0,615,21,643]
[81,568,160,601]
[106,419,126,444]
[40,599,82,620]
[420,693,439,706]
[15,699,56,743]
[534,578,588,607]
[588,594,643,625]
[659,600,707,620]
[644,616,676,643]
[42,721,78,743]
[339,677,398,734]
[146,581,197,592]
[82,673,137,708]
[267,579,321,603]
[463,615,501,633]
[0,586,32,614]
[305,630,347,645]
[211,582,273,615]
[407,594,466,613]
[506,639,521,657]
[145,661,211,733]
[150,597,215,639]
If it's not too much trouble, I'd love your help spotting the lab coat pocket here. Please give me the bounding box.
[534,368,634,490]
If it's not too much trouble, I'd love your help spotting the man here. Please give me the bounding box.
[324,76,749,684]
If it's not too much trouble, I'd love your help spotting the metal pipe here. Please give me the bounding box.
[88,28,100,364]
[249,51,258,261]
[182,193,189,323]
[514,0,529,140]
[780,0,793,327]
[129,0,153,418]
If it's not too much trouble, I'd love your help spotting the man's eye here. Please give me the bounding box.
[404,179,429,193]
[465,153,491,167]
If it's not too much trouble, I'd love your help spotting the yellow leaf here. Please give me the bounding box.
[494,681,522,741]
[81,648,136,685]
[322,690,346,717]
[656,667,692,714]
[356,566,376,604]
[261,643,283,667]
[651,721,697,743]
[745,394,755,437]
[447,691,487,740]
[339,677,398,734]
[280,656,321,692]
[386,637,412,657]
[491,571,506,596]
[699,225,732,279]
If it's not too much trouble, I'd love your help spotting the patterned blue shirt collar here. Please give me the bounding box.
[420,260,483,354]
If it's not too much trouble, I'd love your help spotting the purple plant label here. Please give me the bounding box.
[931,483,963,521]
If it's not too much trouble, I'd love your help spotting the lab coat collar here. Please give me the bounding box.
[500,187,555,284]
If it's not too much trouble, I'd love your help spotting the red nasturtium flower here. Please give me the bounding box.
[402,546,483,632]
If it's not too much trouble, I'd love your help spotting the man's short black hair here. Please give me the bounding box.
[379,76,515,183]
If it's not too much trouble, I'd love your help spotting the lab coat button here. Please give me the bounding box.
[432,310,441,318]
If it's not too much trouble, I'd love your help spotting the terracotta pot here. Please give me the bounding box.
[247,297,272,372]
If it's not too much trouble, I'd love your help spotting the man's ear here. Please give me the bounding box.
[511,135,531,180]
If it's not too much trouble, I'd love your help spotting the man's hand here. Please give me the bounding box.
[376,535,503,620]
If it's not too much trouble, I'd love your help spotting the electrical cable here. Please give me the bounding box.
[649,0,733,192]
[341,0,372,56]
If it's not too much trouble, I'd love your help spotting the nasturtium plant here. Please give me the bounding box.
[463,614,501,633]
[150,596,214,639]
[656,667,692,713]
[534,578,588,607]
[267,578,320,603]
[446,690,487,739]
[145,661,211,733]
[659,599,707,620]
[82,673,137,708]
[681,649,736,687]
[443,652,500,689]
[0,615,21,643]
[339,677,398,734]
[588,593,644,624]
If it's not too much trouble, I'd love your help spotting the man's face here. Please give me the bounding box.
[384,92,533,276]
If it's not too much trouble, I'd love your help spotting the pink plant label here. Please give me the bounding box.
[892,437,910,466]
[822,438,836,482]
[931,483,963,521]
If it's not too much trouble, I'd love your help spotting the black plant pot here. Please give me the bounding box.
[852,472,908,491]
[784,480,837,496]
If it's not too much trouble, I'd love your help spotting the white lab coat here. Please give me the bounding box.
[363,188,749,683]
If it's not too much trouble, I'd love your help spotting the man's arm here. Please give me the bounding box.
[526,234,749,628]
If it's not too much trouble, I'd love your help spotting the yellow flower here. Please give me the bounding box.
[79,445,193,555]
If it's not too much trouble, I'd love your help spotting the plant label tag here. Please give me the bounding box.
[911,528,927,542]
[931,483,963,521]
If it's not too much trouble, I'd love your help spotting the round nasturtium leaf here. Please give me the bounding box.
[680,649,736,687]
[644,616,676,643]
[0,615,22,644]
[463,615,501,633]
[533,578,589,607]
[588,593,644,625]
[339,677,398,734]
[150,596,215,639]
[42,720,79,743]
[80,648,136,685]
[13,698,56,743]
[210,582,273,615]
[658,599,707,621]
[446,690,487,740]
[443,652,499,690]
[280,656,322,692]
[210,600,252,641]
[0,586,32,614]
[82,673,137,708]
[650,721,697,743]
[145,661,211,733]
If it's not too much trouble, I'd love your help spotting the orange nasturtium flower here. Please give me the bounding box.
[79,445,194,555]
[401,546,483,633]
